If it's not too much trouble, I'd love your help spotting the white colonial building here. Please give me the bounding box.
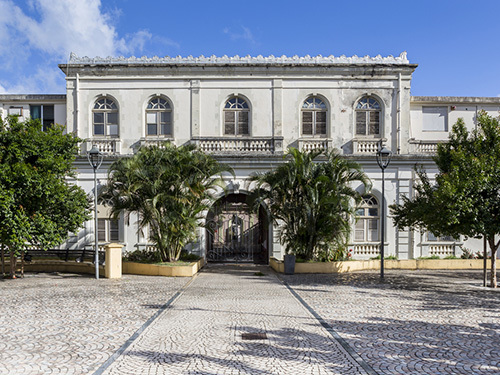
[1,52,499,263]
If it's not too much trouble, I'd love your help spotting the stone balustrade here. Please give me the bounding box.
[349,243,380,257]
[298,138,332,152]
[84,139,121,155]
[191,137,283,154]
[352,138,384,154]
[408,139,446,154]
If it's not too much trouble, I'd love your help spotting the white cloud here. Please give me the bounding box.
[0,65,65,94]
[13,0,121,58]
[223,26,257,45]
[0,0,179,93]
[118,30,153,55]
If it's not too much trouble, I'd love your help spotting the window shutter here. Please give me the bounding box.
[315,111,327,135]
[97,219,106,242]
[355,220,365,241]
[302,111,313,135]
[238,111,249,135]
[356,112,366,135]
[368,219,379,241]
[224,111,236,135]
[369,111,380,135]
[109,219,119,242]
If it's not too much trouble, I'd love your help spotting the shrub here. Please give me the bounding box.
[370,254,398,260]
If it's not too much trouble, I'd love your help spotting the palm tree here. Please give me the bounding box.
[100,143,232,262]
[250,148,370,261]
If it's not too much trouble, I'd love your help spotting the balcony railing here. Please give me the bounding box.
[190,137,283,154]
[84,139,121,155]
[408,139,447,154]
[349,243,380,257]
[428,244,455,257]
[352,138,385,154]
[139,138,173,148]
[298,138,332,152]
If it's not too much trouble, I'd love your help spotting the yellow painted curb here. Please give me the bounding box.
[122,258,205,277]
[270,257,492,274]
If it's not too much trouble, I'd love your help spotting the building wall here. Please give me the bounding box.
[3,54,500,261]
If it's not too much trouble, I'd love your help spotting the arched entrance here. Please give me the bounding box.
[206,194,269,264]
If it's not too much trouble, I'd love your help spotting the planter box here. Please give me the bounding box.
[270,257,492,274]
[122,258,204,277]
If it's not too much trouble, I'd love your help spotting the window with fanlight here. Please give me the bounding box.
[93,97,119,137]
[146,97,172,136]
[354,195,379,242]
[355,96,381,136]
[302,97,327,136]
[223,97,249,136]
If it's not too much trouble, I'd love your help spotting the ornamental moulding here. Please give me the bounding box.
[67,52,410,66]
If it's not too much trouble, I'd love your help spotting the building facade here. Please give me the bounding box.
[1,52,499,262]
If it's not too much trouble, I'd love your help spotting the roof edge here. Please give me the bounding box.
[62,51,413,66]
[411,96,500,104]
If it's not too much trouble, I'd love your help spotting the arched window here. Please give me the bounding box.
[146,97,172,136]
[224,97,249,136]
[93,97,118,137]
[302,97,327,136]
[355,96,381,136]
[354,195,379,242]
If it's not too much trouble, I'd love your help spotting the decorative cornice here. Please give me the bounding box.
[67,52,410,66]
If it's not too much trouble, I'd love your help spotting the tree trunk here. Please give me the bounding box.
[9,250,16,279]
[21,249,24,278]
[487,236,498,288]
[491,247,497,289]
[1,244,4,277]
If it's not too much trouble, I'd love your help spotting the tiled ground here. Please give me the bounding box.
[1,267,499,375]
[0,272,188,375]
[284,270,500,375]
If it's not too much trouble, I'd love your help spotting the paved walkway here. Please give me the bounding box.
[1,266,499,374]
[100,265,368,375]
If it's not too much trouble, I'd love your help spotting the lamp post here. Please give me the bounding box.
[87,145,103,279]
[376,146,392,279]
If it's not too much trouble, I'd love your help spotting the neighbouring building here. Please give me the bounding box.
[1,52,499,263]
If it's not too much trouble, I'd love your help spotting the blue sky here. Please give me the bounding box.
[1,0,499,97]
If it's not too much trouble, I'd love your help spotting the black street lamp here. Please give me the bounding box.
[87,145,103,279]
[376,146,392,279]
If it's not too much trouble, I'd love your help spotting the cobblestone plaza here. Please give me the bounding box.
[1,266,499,374]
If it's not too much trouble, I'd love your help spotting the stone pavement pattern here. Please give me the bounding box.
[0,272,187,375]
[285,270,500,375]
[102,265,367,375]
[2,268,500,374]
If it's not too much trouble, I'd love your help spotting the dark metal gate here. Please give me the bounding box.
[206,194,268,263]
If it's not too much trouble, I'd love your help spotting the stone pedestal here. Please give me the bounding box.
[105,243,123,279]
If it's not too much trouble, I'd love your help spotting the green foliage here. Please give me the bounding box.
[444,254,458,259]
[122,249,162,263]
[100,143,232,262]
[122,249,200,264]
[460,247,476,259]
[250,147,370,261]
[370,254,398,260]
[417,255,441,260]
[0,116,90,257]
[390,111,500,286]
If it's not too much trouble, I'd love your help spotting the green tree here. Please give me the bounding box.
[391,111,500,287]
[100,143,232,262]
[250,148,370,261]
[0,116,91,278]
